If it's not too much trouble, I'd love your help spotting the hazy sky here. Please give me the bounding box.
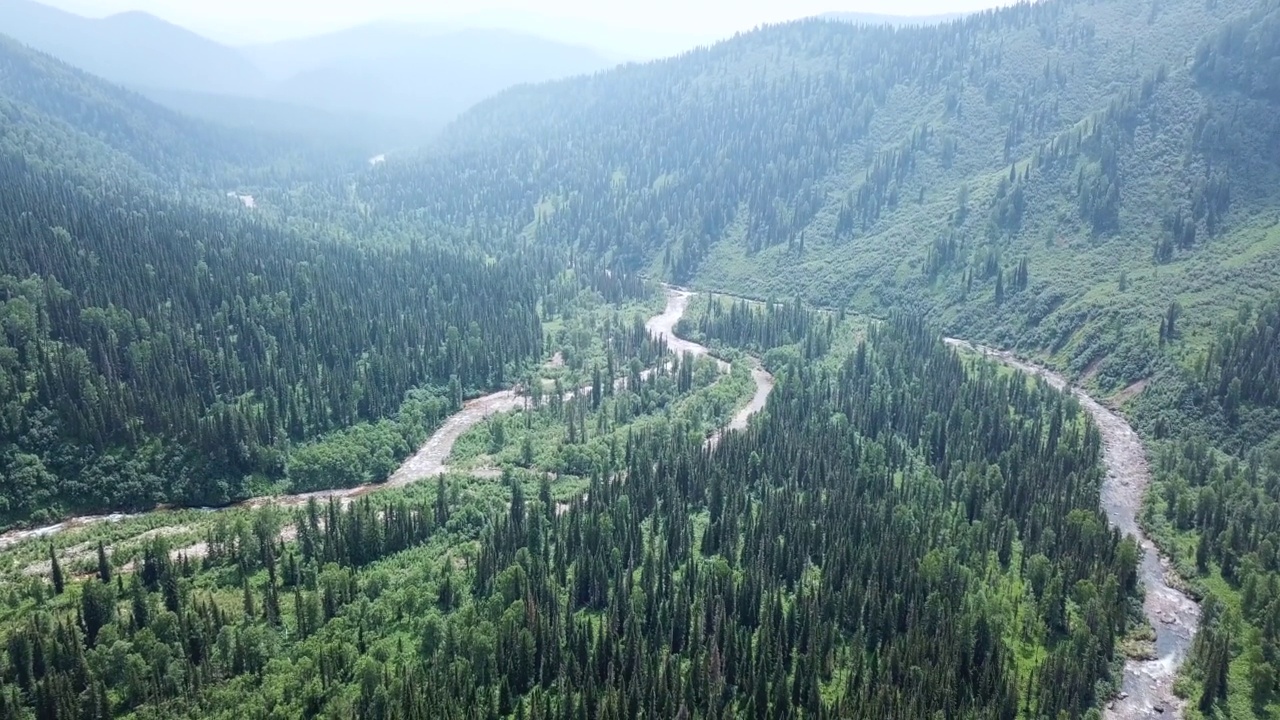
[44,0,1008,48]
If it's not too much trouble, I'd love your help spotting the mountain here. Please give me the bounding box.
[0,32,348,187]
[241,25,619,131]
[0,34,552,520]
[374,0,1280,414]
[818,10,968,25]
[354,3,1280,711]
[0,1,621,144]
[0,0,264,96]
[0,25,1145,720]
[3,0,1280,717]
[0,0,385,148]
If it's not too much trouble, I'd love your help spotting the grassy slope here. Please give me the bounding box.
[692,0,1279,397]
[684,4,1280,715]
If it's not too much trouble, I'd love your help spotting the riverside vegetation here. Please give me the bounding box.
[0,298,1144,720]
[2,0,1280,715]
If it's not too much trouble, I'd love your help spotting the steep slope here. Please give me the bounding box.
[0,0,264,96]
[242,25,618,132]
[370,0,1279,390]
[0,35,553,525]
[0,33,349,187]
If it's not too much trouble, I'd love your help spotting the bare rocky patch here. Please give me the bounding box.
[1111,378,1150,407]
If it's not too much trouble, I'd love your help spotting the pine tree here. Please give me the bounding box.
[97,541,111,584]
[50,545,64,595]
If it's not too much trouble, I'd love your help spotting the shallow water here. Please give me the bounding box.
[1,289,774,543]
[946,340,1198,719]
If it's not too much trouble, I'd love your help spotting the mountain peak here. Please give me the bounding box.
[0,0,263,95]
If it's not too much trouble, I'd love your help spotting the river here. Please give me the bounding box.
[0,288,771,547]
[0,292,1196,720]
[946,340,1199,719]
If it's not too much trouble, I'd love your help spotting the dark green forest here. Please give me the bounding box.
[2,0,1280,714]
[1138,294,1280,717]
[0,140,570,518]
[676,296,836,363]
[0,38,653,522]
[0,312,1140,720]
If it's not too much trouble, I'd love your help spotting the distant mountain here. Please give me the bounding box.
[0,1,621,145]
[0,0,264,96]
[241,25,620,131]
[136,86,428,153]
[818,11,967,26]
[0,32,337,187]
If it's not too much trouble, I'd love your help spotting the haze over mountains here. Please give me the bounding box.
[4,0,1280,715]
[239,24,617,126]
[0,0,996,152]
[0,0,259,96]
[0,0,622,149]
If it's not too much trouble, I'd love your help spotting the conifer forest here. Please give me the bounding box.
[2,0,1280,717]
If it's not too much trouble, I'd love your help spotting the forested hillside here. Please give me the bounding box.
[365,0,1280,396]
[345,2,1280,713]
[0,36,589,525]
[4,0,1280,715]
[0,311,1140,720]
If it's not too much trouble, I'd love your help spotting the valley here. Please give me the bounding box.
[0,287,770,562]
[3,0,1280,716]
[0,279,1156,718]
[0,286,1193,720]
[949,340,1201,719]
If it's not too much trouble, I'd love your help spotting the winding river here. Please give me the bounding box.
[0,288,764,549]
[0,289,1196,718]
[946,340,1199,719]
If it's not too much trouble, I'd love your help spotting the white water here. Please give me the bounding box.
[226,192,256,208]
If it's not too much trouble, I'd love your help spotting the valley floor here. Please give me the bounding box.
[0,289,1194,720]
[948,340,1200,719]
[0,287,773,558]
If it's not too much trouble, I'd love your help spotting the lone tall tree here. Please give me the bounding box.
[49,544,64,595]
[97,541,111,584]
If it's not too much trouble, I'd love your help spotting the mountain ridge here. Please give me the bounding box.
[0,0,623,144]
[0,0,265,95]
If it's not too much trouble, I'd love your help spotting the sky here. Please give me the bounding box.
[42,0,1009,50]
